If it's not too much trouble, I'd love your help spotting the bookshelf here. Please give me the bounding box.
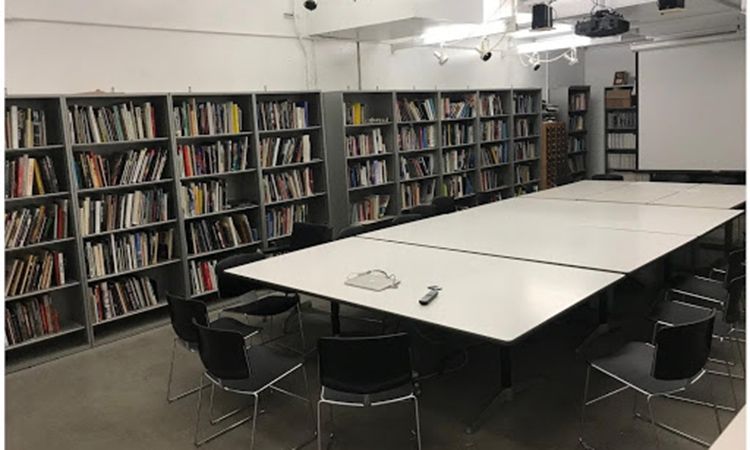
[511,89,543,197]
[439,90,479,206]
[567,86,590,182]
[604,86,638,175]
[5,96,90,369]
[478,90,512,204]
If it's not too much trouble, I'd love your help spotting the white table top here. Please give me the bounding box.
[524,180,631,200]
[496,198,741,237]
[710,406,745,449]
[651,184,746,209]
[583,182,698,205]
[228,238,622,343]
[362,210,696,274]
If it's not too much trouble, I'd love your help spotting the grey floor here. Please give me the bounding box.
[6,299,745,450]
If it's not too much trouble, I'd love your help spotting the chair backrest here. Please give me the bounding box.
[591,174,624,181]
[652,312,715,381]
[166,293,209,345]
[725,249,746,284]
[431,196,457,215]
[652,173,691,183]
[391,214,422,226]
[724,275,745,325]
[215,252,266,299]
[337,224,367,239]
[194,320,250,380]
[409,204,437,218]
[318,333,412,394]
[289,222,333,252]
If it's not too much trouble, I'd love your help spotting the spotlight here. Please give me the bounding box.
[433,50,449,66]
[303,0,317,11]
[476,38,493,62]
[529,52,541,71]
[564,48,578,66]
[657,0,685,13]
[531,3,554,31]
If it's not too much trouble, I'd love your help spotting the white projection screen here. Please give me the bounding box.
[638,39,745,171]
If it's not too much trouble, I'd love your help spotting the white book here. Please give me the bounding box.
[302,135,311,162]
[125,194,133,229]
[9,105,19,149]
[109,234,118,275]
[144,103,154,139]
[135,107,145,140]
[87,106,101,143]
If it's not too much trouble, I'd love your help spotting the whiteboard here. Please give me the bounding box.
[638,39,745,171]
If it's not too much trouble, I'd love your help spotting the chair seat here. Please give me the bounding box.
[224,293,300,317]
[217,346,303,394]
[211,317,262,339]
[651,302,733,338]
[590,342,693,397]
[321,384,414,406]
[672,276,727,302]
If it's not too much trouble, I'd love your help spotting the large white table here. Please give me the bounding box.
[710,406,745,449]
[582,182,698,205]
[523,180,633,201]
[651,184,746,209]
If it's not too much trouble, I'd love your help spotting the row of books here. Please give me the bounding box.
[6,251,66,298]
[259,135,312,168]
[443,124,474,146]
[6,200,69,249]
[482,120,507,141]
[6,155,60,198]
[89,276,159,322]
[186,215,258,256]
[68,102,157,144]
[346,129,386,157]
[607,133,637,149]
[74,148,169,189]
[257,100,310,131]
[607,112,637,129]
[349,160,389,188]
[262,168,315,203]
[570,137,586,153]
[569,154,586,174]
[480,94,505,116]
[480,170,505,191]
[401,180,436,209]
[514,94,536,114]
[443,149,475,173]
[344,102,381,126]
[400,156,434,180]
[515,141,537,160]
[190,259,217,295]
[608,153,637,170]
[79,190,169,236]
[481,145,509,166]
[397,99,436,122]
[6,106,48,149]
[569,116,585,131]
[5,296,60,347]
[515,165,534,184]
[443,175,473,198]
[173,100,243,137]
[569,93,588,112]
[398,126,436,151]
[83,230,175,279]
[267,204,308,239]
[177,138,250,177]
[180,180,226,218]
[442,97,475,119]
[514,119,534,137]
[351,195,390,224]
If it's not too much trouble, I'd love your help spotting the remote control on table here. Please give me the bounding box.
[419,286,442,306]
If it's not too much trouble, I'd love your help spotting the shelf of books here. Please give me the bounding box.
[604,86,638,175]
[511,89,542,197]
[439,91,478,206]
[64,93,183,345]
[5,96,89,370]
[256,92,329,250]
[567,86,590,182]
[477,90,512,204]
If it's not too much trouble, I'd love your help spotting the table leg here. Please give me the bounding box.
[598,290,610,325]
[466,345,513,434]
[331,302,341,336]
[725,219,735,257]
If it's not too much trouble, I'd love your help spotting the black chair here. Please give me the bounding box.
[591,174,624,181]
[289,222,333,252]
[193,321,314,448]
[316,333,421,450]
[431,196,457,215]
[337,224,368,239]
[216,252,305,350]
[409,204,437,218]
[165,293,261,403]
[652,173,691,183]
[671,249,745,309]
[391,214,423,226]
[579,312,720,449]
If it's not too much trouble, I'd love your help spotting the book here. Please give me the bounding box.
[442,96,475,119]
[481,120,508,141]
[398,126,436,151]
[189,259,218,295]
[173,99,243,137]
[514,141,537,160]
[348,159,389,188]
[480,169,505,191]
[442,123,474,147]
[266,204,308,239]
[5,295,61,346]
[186,214,258,256]
[259,135,312,167]
[5,251,66,298]
[5,155,60,198]
[443,149,475,174]
[262,168,315,203]
[83,230,174,279]
[351,195,390,224]
[346,129,386,157]
[396,99,436,122]
[5,200,69,248]
[69,102,157,144]
[74,148,168,189]
[443,175,474,198]
[79,189,169,236]
[180,180,227,218]
[514,93,536,114]
[401,180,436,209]
[257,100,310,131]
[400,155,434,180]
[89,276,159,322]
[5,107,48,149]
[480,94,505,116]
[177,137,250,177]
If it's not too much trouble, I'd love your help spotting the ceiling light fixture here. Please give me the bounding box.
[476,37,493,61]
[433,49,449,65]
[303,0,317,11]
[563,47,578,65]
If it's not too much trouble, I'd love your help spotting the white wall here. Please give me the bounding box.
[584,44,636,175]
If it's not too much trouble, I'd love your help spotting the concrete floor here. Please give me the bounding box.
[6,300,745,450]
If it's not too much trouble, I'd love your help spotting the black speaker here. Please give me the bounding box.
[658,0,685,12]
[531,3,553,31]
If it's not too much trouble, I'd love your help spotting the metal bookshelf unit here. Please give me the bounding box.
[511,89,543,197]
[439,90,479,207]
[478,90,513,203]
[604,86,638,175]
[567,86,590,181]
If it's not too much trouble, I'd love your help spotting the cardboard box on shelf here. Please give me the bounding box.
[606,88,633,108]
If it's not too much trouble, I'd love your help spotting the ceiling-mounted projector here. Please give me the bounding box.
[575,9,630,37]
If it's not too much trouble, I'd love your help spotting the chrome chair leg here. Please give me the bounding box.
[578,365,593,449]
[708,371,723,434]
[208,383,247,425]
[646,396,661,450]
[732,336,745,372]
[291,366,318,450]
[413,395,423,450]
[723,341,739,411]
[194,375,260,447]
[250,393,260,450]
[317,401,324,450]
[167,338,206,403]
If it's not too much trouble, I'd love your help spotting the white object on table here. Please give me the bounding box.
[227,238,622,343]
[710,406,745,449]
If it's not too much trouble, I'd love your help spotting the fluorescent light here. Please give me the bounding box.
[516,35,592,53]
[421,21,507,45]
[516,13,532,25]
